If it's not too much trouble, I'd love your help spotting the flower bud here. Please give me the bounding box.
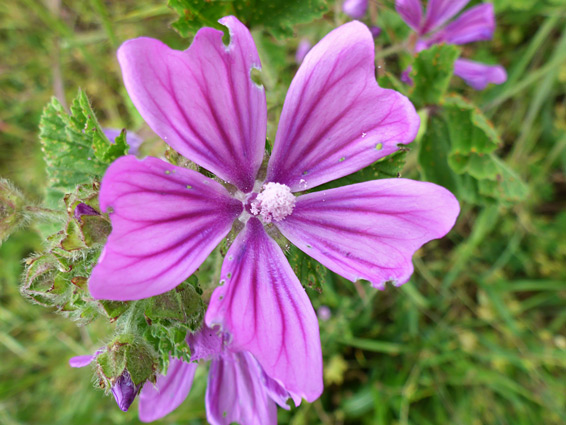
[111,370,142,412]
[95,335,158,410]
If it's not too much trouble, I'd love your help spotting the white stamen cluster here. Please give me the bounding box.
[250,182,296,223]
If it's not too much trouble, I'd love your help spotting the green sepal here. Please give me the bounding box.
[96,335,158,388]
[60,183,111,251]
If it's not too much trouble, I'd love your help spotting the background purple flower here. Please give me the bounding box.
[342,0,368,19]
[89,16,458,405]
[295,38,312,64]
[396,0,507,89]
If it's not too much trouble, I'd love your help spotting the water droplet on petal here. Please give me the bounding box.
[375,143,383,150]
[361,132,367,138]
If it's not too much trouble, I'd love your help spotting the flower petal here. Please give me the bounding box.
[205,218,323,404]
[138,358,197,422]
[433,4,495,45]
[69,355,95,368]
[266,21,419,192]
[187,325,224,362]
[206,351,277,425]
[454,58,507,90]
[117,16,266,193]
[395,0,423,32]
[342,0,368,19]
[276,179,460,289]
[88,155,242,301]
[421,0,470,35]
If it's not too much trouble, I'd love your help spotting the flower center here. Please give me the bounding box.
[249,182,295,223]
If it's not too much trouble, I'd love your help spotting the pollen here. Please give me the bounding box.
[250,182,296,223]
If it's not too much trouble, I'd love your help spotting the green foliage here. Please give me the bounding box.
[409,44,460,108]
[313,148,409,193]
[419,95,528,205]
[168,0,328,39]
[286,244,329,293]
[3,1,566,424]
[39,89,128,207]
[143,277,204,369]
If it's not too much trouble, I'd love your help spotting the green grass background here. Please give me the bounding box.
[1,0,566,424]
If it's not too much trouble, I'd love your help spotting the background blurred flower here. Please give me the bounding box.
[295,38,312,64]
[396,0,507,89]
[342,0,368,19]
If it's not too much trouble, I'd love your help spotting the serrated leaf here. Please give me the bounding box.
[419,110,526,205]
[409,44,460,108]
[443,95,500,165]
[169,0,328,39]
[39,90,128,207]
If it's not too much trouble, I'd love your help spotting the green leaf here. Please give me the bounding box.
[39,90,128,207]
[377,72,409,97]
[418,102,527,205]
[409,44,460,108]
[286,244,329,293]
[168,0,329,39]
[478,156,529,203]
[313,148,409,193]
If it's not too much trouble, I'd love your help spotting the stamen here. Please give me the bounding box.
[250,182,296,223]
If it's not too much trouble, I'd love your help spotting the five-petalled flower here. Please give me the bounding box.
[396,0,507,89]
[88,16,460,405]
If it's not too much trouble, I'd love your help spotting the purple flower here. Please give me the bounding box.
[69,350,142,412]
[295,39,312,64]
[396,0,507,89]
[342,0,368,19]
[139,326,290,424]
[369,25,382,38]
[88,16,459,403]
[317,306,332,322]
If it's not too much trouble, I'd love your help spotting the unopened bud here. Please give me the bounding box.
[111,370,142,412]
